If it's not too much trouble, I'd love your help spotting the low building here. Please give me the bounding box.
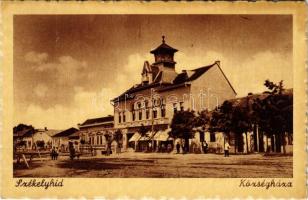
[32,128,62,150]
[52,127,79,152]
[13,126,35,150]
[77,115,115,154]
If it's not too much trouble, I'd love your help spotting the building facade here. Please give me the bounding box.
[77,115,116,154]
[52,127,79,152]
[111,37,236,152]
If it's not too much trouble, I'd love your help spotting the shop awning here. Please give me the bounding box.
[129,132,141,142]
[139,131,156,141]
[153,129,170,141]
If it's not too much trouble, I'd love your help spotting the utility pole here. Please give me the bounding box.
[151,88,155,152]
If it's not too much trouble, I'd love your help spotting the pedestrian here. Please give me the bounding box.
[55,147,59,160]
[148,142,152,152]
[176,142,180,154]
[182,143,185,154]
[69,143,75,160]
[203,141,208,154]
[50,147,56,160]
[224,141,230,157]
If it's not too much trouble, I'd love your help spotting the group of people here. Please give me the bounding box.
[175,141,209,154]
[50,147,59,160]
[175,140,231,157]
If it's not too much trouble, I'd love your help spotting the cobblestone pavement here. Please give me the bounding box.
[13,152,292,178]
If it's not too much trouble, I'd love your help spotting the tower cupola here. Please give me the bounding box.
[150,36,178,68]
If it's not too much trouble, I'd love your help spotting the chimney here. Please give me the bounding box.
[215,60,220,66]
[44,127,48,131]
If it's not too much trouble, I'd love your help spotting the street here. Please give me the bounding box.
[13,152,292,178]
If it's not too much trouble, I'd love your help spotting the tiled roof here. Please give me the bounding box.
[14,128,34,137]
[173,64,215,85]
[80,116,114,126]
[228,88,293,108]
[52,127,78,137]
[150,42,178,54]
[112,62,235,102]
[36,129,62,137]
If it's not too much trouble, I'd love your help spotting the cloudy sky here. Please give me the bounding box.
[14,15,292,129]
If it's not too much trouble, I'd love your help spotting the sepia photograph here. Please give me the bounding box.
[12,14,294,178]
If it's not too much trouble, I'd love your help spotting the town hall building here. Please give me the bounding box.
[111,37,237,152]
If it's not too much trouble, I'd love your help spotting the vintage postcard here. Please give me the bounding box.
[1,1,306,199]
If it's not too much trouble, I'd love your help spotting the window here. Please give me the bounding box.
[137,102,141,109]
[153,109,157,118]
[161,105,166,117]
[123,112,126,122]
[119,114,121,123]
[173,103,178,113]
[145,100,149,108]
[180,102,184,111]
[210,132,216,142]
[146,109,150,119]
[132,111,135,121]
[97,135,99,145]
[89,137,92,145]
[139,110,142,120]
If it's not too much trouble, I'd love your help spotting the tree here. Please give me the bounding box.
[170,110,196,153]
[252,80,292,153]
[210,100,252,154]
[113,129,123,148]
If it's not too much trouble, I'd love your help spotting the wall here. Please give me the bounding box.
[190,63,236,111]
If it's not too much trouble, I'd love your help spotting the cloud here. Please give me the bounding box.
[175,51,224,72]
[14,87,119,129]
[230,51,292,97]
[25,52,88,86]
[25,51,48,64]
[15,53,153,129]
[34,84,48,98]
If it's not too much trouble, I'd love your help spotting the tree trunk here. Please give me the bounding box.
[282,132,286,154]
[253,125,258,152]
[259,131,264,152]
[234,133,237,154]
[275,133,281,153]
[184,137,189,153]
[245,132,249,154]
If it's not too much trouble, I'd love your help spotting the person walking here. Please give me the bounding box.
[50,147,56,160]
[203,141,208,154]
[54,147,59,160]
[224,141,230,157]
[176,142,180,154]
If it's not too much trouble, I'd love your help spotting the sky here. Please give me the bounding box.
[13,15,293,129]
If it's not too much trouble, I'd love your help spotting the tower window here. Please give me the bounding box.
[146,109,150,119]
[132,111,135,121]
[119,114,121,123]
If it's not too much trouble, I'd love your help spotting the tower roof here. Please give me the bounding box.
[150,36,178,54]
